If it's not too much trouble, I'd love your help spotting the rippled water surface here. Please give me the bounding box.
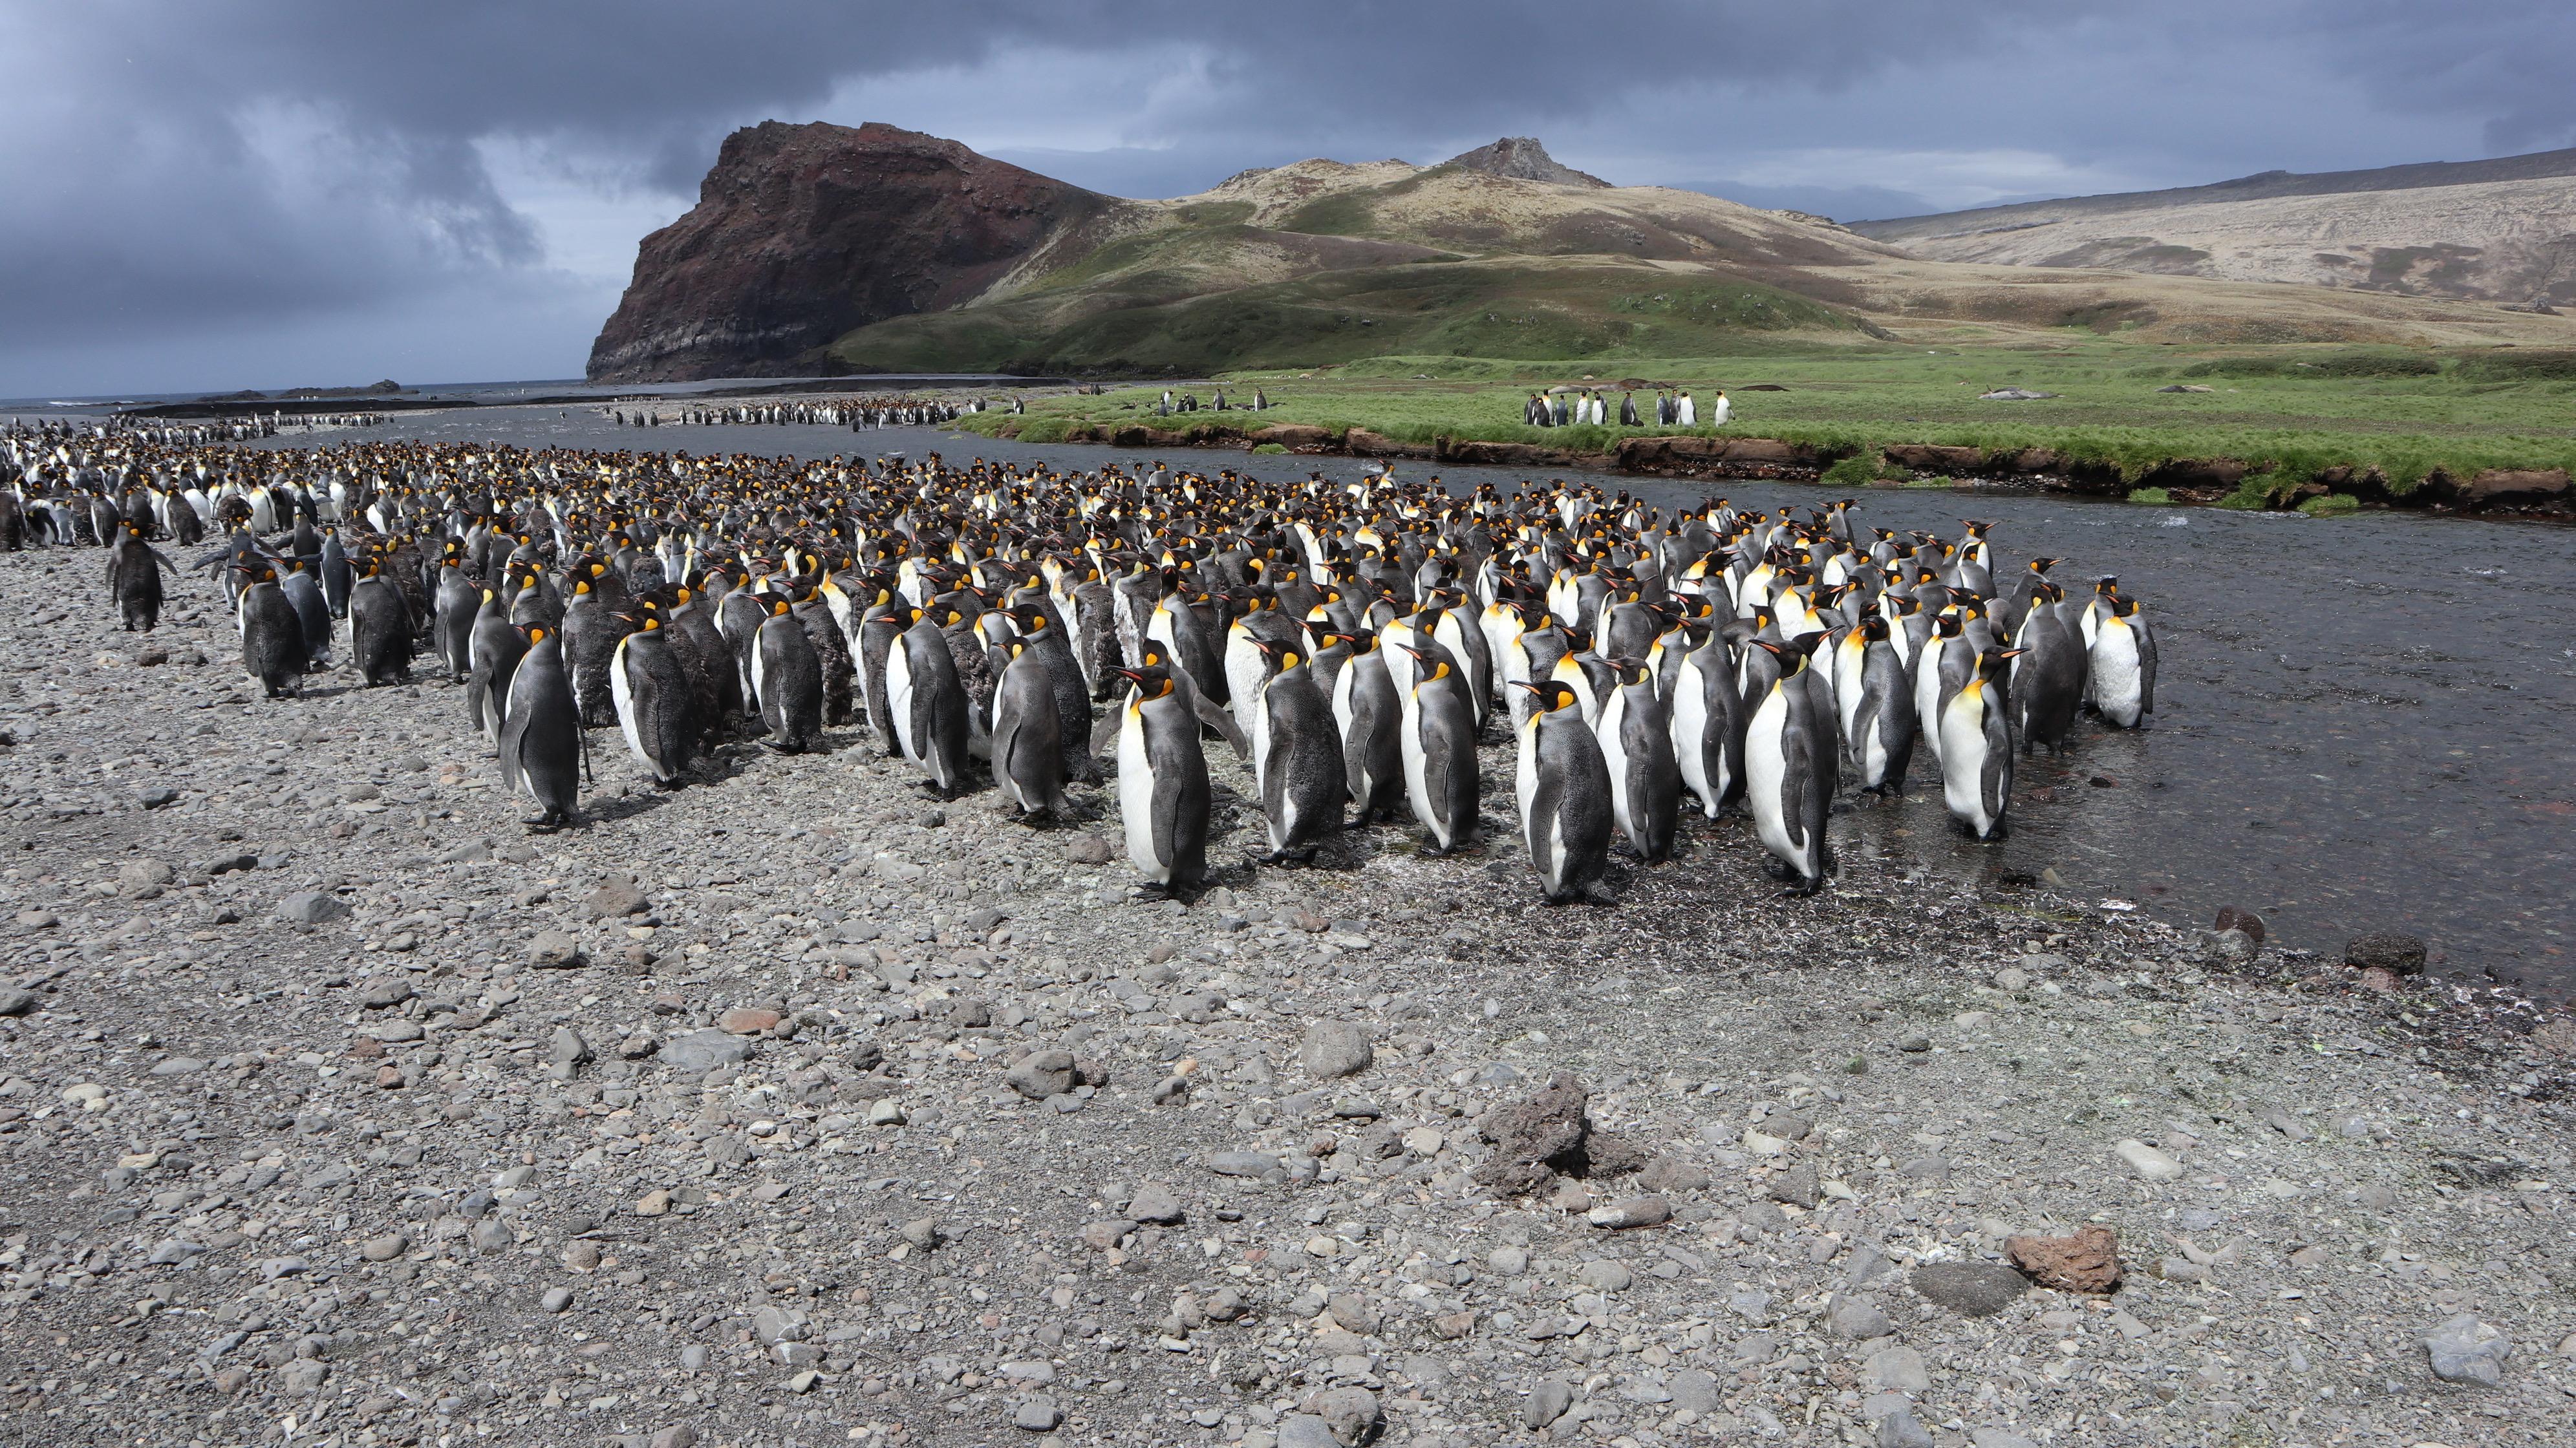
[252,407,2576,994]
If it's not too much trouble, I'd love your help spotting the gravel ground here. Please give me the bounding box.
[2,542,2573,1448]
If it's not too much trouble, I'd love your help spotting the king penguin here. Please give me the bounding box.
[235,561,308,699]
[1327,632,1404,824]
[887,608,974,793]
[1513,678,1615,905]
[989,637,1068,822]
[347,557,414,687]
[1939,648,2015,838]
[499,625,585,831]
[751,598,826,753]
[1669,621,1744,818]
[1745,637,1835,895]
[1251,641,1344,864]
[1396,648,1483,855]
[611,612,700,784]
[1595,658,1680,862]
[1843,614,1918,796]
[1113,663,1212,897]
[2088,597,2157,729]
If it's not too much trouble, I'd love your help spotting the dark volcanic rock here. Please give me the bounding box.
[1441,136,1611,189]
[588,121,1128,381]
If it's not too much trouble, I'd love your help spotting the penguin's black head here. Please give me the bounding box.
[1114,664,1179,699]
[1518,678,1581,716]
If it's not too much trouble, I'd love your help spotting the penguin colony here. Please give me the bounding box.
[599,398,978,430]
[6,434,2157,900]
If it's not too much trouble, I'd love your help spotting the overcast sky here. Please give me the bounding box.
[6,1,2571,399]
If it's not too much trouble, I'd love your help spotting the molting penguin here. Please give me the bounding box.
[498,625,585,830]
[1396,648,1483,855]
[1513,678,1615,906]
[611,612,700,784]
[751,597,826,753]
[886,608,974,793]
[1939,648,2015,839]
[989,637,1068,822]
[234,561,308,699]
[1595,658,1680,862]
[1744,637,1835,895]
[1113,664,1212,897]
[1250,641,1344,864]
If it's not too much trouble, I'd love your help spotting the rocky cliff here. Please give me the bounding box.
[587,122,1131,382]
[1439,136,1611,188]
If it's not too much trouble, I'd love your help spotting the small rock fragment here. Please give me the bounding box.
[1585,1195,1671,1230]
[2112,1138,2184,1180]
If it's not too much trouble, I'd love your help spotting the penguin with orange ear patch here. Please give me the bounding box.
[751,595,825,753]
[234,560,306,698]
[499,624,584,831]
[347,555,414,687]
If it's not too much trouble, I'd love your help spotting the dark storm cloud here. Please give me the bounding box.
[2,1,2568,393]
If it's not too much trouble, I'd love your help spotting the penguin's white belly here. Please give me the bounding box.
[886,646,920,762]
[1225,641,1265,725]
[1859,716,1887,787]
[1671,669,1712,810]
[1247,689,1272,787]
[610,646,649,771]
[1514,721,1541,848]
[1597,699,1635,842]
[1398,699,1435,834]
[2092,634,2143,723]
[1940,699,1992,829]
[1116,712,1166,881]
[1915,661,1946,767]
[1746,691,1798,864]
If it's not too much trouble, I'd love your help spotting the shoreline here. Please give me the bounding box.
[965,415,2576,524]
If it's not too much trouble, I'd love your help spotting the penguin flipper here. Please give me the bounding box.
[1194,694,1252,761]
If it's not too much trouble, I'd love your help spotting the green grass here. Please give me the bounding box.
[828,262,1882,378]
[945,339,2576,503]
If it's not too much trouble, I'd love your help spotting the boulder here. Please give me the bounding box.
[2345,932,2427,974]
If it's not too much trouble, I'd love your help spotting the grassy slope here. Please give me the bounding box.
[827,257,1875,378]
[954,341,2576,504]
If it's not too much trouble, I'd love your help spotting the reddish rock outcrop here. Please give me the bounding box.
[588,122,1124,382]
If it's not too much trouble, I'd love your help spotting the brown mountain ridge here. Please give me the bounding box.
[588,123,2573,381]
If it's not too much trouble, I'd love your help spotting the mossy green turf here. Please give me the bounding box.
[953,342,2576,504]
